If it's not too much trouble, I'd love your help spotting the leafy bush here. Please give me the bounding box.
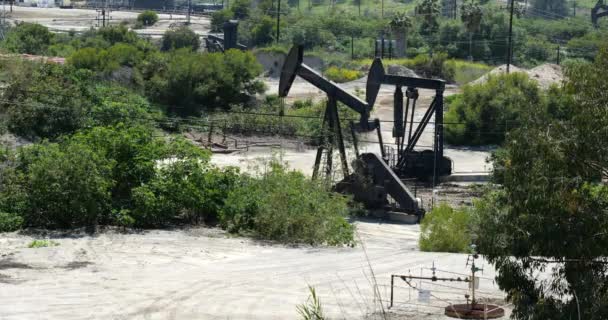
[444,72,543,145]
[211,9,234,32]
[161,26,201,51]
[0,211,23,232]
[132,160,240,227]
[0,62,95,140]
[323,66,362,83]
[2,22,54,54]
[147,49,264,115]
[219,159,354,246]
[419,203,472,253]
[137,10,159,27]
[15,140,114,228]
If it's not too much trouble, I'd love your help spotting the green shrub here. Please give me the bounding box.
[444,72,543,145]
[161,26,201,52]
[137,10,159,27]
[219,159,354,246]
[419,204,472,253]
[0,212,23,232]
[132,161,240,227]
[16,140,114,228]
[2,22,54,55]
[323,66,362,83]
[147,49,264,115]
[1,62,96,140]
[28,239,59,248]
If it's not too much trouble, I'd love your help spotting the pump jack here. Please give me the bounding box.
[592,0,608,28]
[279,46,452,220]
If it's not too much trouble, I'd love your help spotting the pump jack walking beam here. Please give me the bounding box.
[279,46,380,180]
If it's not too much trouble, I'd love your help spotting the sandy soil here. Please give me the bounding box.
[472,63,564,89]
[0,220,510,319]
[7,6,211,37]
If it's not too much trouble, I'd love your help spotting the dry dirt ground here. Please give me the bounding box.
[0,221,510,320]
[7,6,211,37]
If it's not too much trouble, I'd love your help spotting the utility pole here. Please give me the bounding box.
[276,0,281,44]
[557,45,561,65]
[507,0,515,73]
[187,0,191,24]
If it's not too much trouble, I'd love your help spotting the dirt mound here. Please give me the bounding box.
[386,64,419,78]
[527,63,564,89]
[471,63,563,89]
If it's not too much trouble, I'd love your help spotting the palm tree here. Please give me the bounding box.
[416,0,441,34]
[389,12,413,58]
[460,0,483,61]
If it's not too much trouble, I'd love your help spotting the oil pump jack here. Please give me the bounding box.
[279,46,452,221]
[592,0,608,28]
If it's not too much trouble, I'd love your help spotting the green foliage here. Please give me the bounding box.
[445,72,543,145]
[16,140,114,228]
[323,66,362,82]
[231,0,251,19]
[249,14,275,46]
[473,47,608,320]
[442,59,491,85]
[69,43,144,73]
[28,239,59,248]
[0,62,95,140]
[0,211,23,232]
[161,26,201,52]
[2,22,54,55]
[297,286,326,320]
[0,61,157,140]
[419,204,472,253]
[219,159,354,246]
[147,49,264,115]
[132,161,239,227]
[211,9,234,32]
[137,10,159,27]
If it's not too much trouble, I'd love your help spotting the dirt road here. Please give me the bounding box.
[0,221,508,319]
[7,6,211,37]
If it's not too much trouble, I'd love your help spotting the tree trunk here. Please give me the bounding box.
[393,30,407,58]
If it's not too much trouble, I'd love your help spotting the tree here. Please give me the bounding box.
[389,12,412,58]
[137,10,159,27]
[161,26,201,51]
[416,0,441,34]
[145,49,264,115]
[2,22,53,55]
[460,0,483,60]
[230,0,251,19]
[444,72,543,145]
[474,48,608,320]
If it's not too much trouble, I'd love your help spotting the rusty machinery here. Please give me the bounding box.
[279,45,453,219]
[205,20,247,53]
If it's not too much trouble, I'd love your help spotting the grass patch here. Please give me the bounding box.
[419,204,472,253]
[27,240,59,248]
[443,60,492,85]
[323,66,362,83]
